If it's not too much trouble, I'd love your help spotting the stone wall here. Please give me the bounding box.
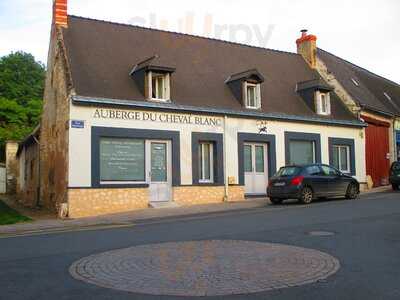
[68,188,149,218]
[67,185,245,218]
[173,185,245,206]
[39,27,73,212]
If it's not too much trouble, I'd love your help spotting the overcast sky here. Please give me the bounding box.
[1,0,399,83]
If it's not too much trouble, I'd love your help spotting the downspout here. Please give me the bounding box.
[223,115,229,202]
[33,135,41,207]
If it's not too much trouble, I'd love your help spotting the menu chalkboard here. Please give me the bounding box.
[100,138,145,181]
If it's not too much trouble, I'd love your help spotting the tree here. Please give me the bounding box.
[0,52,45,161]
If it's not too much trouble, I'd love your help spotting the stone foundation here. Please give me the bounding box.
[173,185,245,206]
[67,185,245,218]
[68,188,149,218]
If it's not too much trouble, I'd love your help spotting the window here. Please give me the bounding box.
[321,165,340,177]
[316,91,331,115]
[149,72,170,101]
[276,166,301,177]
[332,145,350,173]
[199,142,214,183]
[289,140,315,165]
[244,145,252,172]
[100,138,145,182]
[245,82,261,109]
[305,165,321,176]
[383,92,391,101]
[351,78,359,86]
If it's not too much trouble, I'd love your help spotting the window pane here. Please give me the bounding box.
[247,86,256,107]
[276,166,301,177]
[199,144,203,180]
[340,146,348,171]
[321,94,327,113]
[255,146,264,172]
[151,143,167,182]
[244,145,252,172]
[321,165,339,176]
[305,165,321,176]
[289,141,315,165]
[157,76,164,98]
[152,77,157,98]
[204,143,211,180]
[100,138,145,181]
[332,146,339,169]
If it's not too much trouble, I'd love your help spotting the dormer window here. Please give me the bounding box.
[130,55,175,102]
[225,69,264,110]
[245,82,261,109]
[150,72,170,101]
[316,91,331,115]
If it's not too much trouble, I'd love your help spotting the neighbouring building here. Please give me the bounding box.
[17,1,368,218]
[296,31,400,186]
[16,126,40,207]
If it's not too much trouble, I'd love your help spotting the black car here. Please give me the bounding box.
[389,162,400,190]
[267,164,359,204]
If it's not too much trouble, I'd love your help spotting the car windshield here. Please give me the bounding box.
[275,166,301,177]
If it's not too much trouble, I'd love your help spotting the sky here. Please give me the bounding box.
[0,0,399,84]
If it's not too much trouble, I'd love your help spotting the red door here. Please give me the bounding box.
[364,115,390,187]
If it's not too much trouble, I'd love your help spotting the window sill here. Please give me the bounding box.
[149,98,171,103]
[95,183,150,189]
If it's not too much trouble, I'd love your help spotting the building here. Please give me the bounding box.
[297,35,400,186]
[17,0,368,218]
[16,126,40,207]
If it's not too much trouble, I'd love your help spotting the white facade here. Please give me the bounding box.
[68,102,367,191]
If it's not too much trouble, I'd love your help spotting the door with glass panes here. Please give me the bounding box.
[244,143,268,195]
[147,140,172,202]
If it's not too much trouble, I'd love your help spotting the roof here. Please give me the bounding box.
[317,48,400,117]
[16,125,40,157]
[61,16,358,122]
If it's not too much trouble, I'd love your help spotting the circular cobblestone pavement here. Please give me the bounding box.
[69,240,340,296]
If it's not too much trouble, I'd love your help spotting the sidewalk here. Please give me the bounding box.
[0,185,392,237]
[0,198,269,237]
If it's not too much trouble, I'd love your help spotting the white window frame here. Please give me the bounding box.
[199,142,214,183]
[316,91,331,115]
[244,82,261,109]
[148,71,170,101]
[333,145,350,173]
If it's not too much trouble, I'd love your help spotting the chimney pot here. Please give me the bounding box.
[300,29,308,37]
[53,0,68,28]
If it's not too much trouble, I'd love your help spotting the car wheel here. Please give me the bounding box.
[270,198,283,205]
[299,187,313,204]
[392,184,399,191]
[346,183,359,199]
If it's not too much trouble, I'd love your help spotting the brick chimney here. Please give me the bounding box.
[296,29,317,69]
[53,0,68,27]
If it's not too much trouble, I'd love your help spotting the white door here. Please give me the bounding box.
[244,143,268,195]
[147,141,172,202]
[0,167,5,194]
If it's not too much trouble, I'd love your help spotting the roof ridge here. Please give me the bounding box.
[67,14,300,57]
[317,48,400,88]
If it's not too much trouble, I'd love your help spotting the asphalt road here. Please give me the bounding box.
[1,191,400,300]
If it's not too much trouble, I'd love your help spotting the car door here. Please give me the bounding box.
[320,165,343,196]
[304,165,325,196]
